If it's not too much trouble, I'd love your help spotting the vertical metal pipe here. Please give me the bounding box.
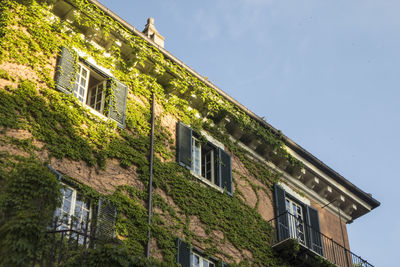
[146,92,156,259]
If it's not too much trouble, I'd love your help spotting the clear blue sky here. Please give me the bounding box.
[100,0,399,265]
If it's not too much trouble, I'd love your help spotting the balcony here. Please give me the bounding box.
[269,212,373,267]
[30,216,102,266]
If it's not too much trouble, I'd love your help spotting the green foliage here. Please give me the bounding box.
[0,0,306,266]
[0,0,300,168]
[65,243,160,267]
[0,156,60,267]
[153,161,280,266]
[111,186,150,256]
[0,69,15,81]
[0,80,101,164]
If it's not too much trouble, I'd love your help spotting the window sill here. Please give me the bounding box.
[191,172,224,193]
[87,107,108,121]
[81,103,111,124]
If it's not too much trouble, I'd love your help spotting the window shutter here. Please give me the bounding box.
[107,79,128,128]
[96,197,117,241]
[176,238,191,267]
[219,149,232,195]
[306,205,324,256]
[55,46,77,94]
[273,184,289,242]
[177,122,192,169]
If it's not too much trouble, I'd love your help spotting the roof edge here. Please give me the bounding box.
[86,0,380,211]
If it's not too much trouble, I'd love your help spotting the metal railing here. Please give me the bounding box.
[31,216,97,266]
[269,212,374,267]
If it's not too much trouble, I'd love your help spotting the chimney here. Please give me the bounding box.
[142,18,165,48]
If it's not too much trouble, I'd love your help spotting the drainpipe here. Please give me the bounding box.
[146,92,156,259]
[47,165,62,180]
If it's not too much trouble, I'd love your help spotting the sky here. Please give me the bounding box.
[99,0,399,265]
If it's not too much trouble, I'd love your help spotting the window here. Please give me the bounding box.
[176,239,228,267]
[55,46,128,128]
[274,184,323,256]
[53,183,117,243]
[53,183,93,245]
[55,184,92,233]
[177,122,233,195]
[73,63,107,115]
[285,197,305,246]
[48,166,118,243]
[192,137,217,184]
[192,252,215,267]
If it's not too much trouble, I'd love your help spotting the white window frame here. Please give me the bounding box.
[72,60,110,118]
[73,63,90,104]
[202,148,215,183]
[191,252,216,267]
[55,184,92,233]
[191,137,217,185]
[285,197,306,245]
[86,80,107,114]
[192,137,202,177]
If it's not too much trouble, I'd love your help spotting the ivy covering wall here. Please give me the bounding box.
[0,0,314,266]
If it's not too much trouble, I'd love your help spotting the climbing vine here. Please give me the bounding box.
[0,0,312,266]
[0,155,60,267]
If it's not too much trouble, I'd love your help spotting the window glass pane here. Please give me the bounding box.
[64,187,73,200]
[82,198,90,210]
[193,254,200,267]
[82,209,89,221]
[192,139,201,176]
[54,208,60,219]
[87,82,105,112]
[74,205,82,219]
[297,205,302,215]
[202,149,214,182]
[76,193,83,207]
[61,211,69,224]
[63,199,71,213]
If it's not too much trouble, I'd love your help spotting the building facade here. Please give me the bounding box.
[0,0,379,266]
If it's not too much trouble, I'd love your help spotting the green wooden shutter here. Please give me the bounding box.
[219,149,232,195]
[306,205,324,256]
[176,238,191,267]
[55,46,77,94]
[273,184,289,242]
[96,197,117,241]
[177,122,192,169]
[108,79,127,128]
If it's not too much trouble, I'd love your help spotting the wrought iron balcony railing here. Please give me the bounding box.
[31,216,99,266]
[269,211,373,267]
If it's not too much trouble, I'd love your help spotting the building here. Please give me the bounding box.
[0,0,379,266]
